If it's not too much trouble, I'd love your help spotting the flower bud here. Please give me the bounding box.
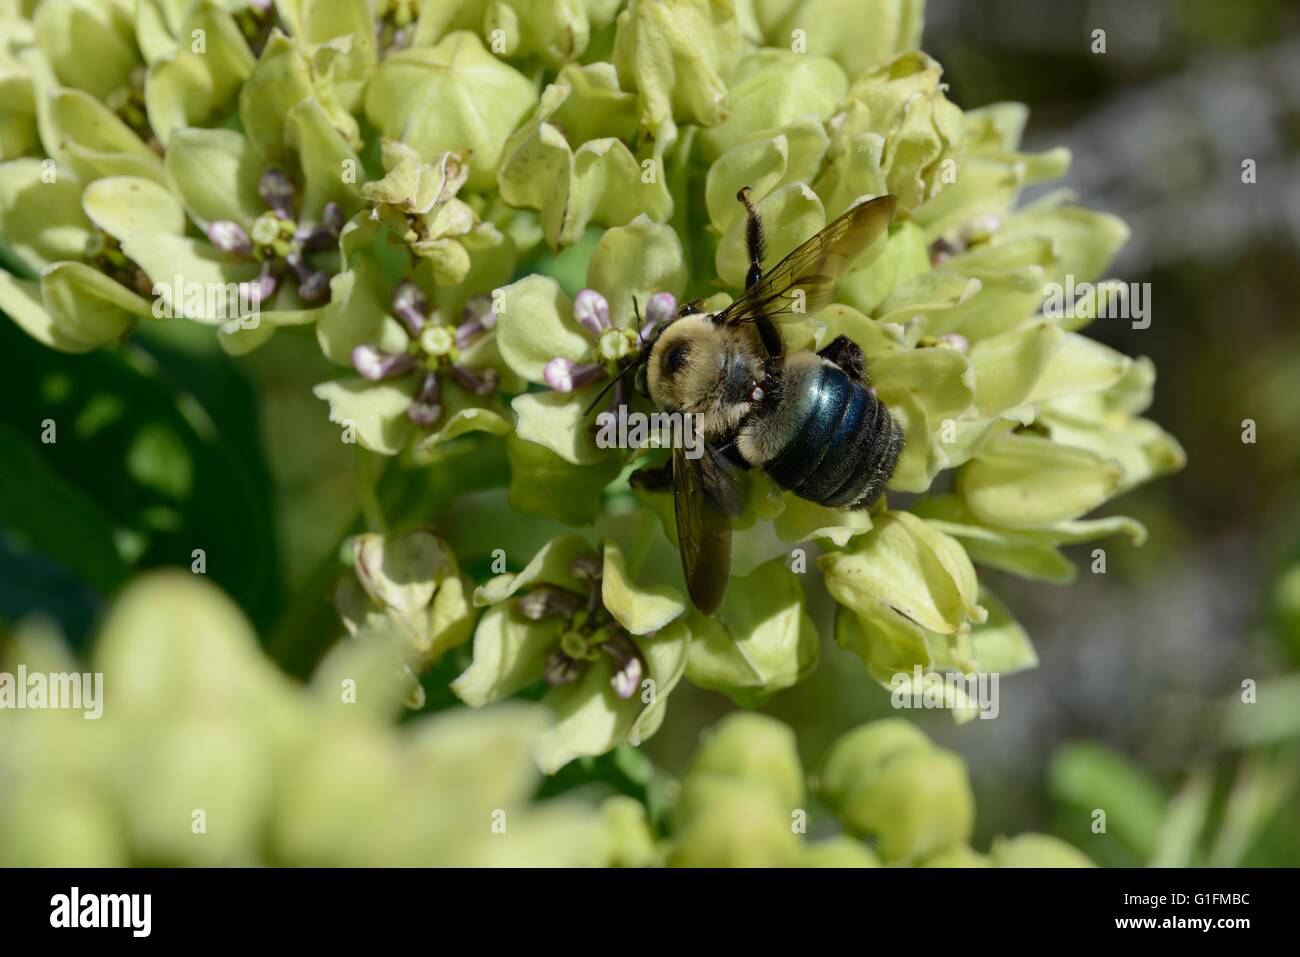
[816,719,974,863]
[517,586,582,621]
[447,365,498,396]
[599,632,644,700]
[258,169,297,218]
[668,777,801,868]
[574,289,610,336]
[543,358,606,393]
[391,280,428,335]
[682,713,804,810]
[352,345,416,381]
[207,221,253,258]
[408,372,442,426]
[297,270,330,304]
[990,834,1094,868]
[600,796,660,868]
[644,292,677,330]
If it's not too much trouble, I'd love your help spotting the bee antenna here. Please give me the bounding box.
[632,295,644,337]
[582,360,642,417]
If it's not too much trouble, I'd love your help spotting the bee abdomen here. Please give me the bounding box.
[762,365,851,491]
[822,393,902,509]
[764,365,901,510]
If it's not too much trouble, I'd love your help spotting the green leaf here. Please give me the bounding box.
[1049,742,1167,861]
[0,320,280,628]
[0,422,130,591]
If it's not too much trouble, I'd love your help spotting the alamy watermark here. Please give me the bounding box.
[890,665,1000,720]
[594,406,704,459]
[0,667,103,719]
[50,887,150,937]
[1042,275,1151,329]
[151,276,261,333]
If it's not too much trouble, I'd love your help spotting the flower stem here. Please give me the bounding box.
[355,446,386,533]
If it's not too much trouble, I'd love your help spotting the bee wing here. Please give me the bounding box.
[673,444,735,614]
[715,194,897,327]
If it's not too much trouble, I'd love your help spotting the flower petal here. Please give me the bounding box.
[312,375,417,456]
[586,215,687,329]
[533,619,689,773]
[820,510,985,638]
[493,274,586,384]
[164,127,265,229]
[365,31,537,193]
[684,557,818,706]
[505,436,622,527]
[601,540,687,636]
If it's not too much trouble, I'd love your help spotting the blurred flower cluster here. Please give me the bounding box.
[0,573,1091,866]
[0,0,1184,854]
[0,573,605,866]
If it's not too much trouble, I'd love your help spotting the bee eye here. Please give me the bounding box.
[663,341,690,377]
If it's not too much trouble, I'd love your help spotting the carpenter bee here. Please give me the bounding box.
[611,190,902,613]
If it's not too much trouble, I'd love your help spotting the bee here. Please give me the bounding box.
[625,189,903,613]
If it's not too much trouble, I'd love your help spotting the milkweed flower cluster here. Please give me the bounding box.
[0,0,1182,786]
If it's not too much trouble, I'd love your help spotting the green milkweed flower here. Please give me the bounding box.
[10,174,151,349]
[0,0,1187,783]
[662,712,1088,868]
[452,533,690,773]
[365,30,537,193]
[334,527,478,707]
[312,272,516,455]
[499,61,672,249]
[360,141,483,284]
[0,572,605,867]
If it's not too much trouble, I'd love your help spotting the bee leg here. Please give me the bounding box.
[749,358,784,412]
[818,335,868,384]
[629,460,673,492]
[735,188,783,359]
[736,188,768,290]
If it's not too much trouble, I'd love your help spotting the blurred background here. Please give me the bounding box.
[2,0,1299,866]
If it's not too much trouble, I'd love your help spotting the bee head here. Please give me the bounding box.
[634,316,670,398]
[646,314,763,432]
